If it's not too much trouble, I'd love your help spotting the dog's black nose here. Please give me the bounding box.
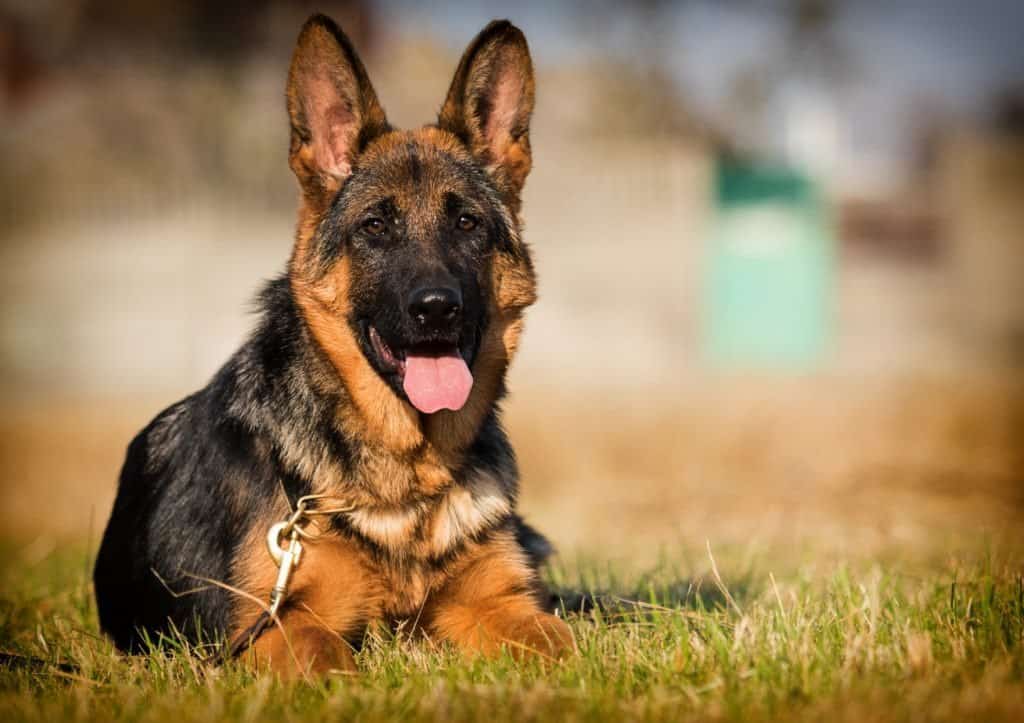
[408,286,462,332]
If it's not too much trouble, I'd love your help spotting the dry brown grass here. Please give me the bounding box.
[1,372,1020,567]
[510,373,1024,565]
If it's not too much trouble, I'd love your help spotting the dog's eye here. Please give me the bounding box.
[457,214,478,232]
[362,217,387,236]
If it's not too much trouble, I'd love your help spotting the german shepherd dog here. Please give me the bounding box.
[94,14,574,676]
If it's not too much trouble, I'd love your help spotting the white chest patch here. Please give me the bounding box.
[346,505,421,550]
[428,472,511,556]
[341,471,512,555]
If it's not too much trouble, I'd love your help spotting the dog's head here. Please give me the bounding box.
[286,15,537,434]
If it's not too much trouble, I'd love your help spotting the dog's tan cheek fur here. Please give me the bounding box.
[290,257,424,454]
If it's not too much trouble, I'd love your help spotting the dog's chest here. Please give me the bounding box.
[339,484,510,618]
[318,457,515,617]
[344,470,512,560]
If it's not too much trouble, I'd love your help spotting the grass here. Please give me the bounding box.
[1,378,1021,720]
[1,540,1022,722]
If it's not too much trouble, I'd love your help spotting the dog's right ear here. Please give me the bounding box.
[286,14,388,202]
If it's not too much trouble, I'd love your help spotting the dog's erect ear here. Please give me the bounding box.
[438,21,535,200]
[287,14,388,199]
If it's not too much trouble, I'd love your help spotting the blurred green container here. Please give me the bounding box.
[703,160,834,369]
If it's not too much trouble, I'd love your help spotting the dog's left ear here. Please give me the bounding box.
[439,20,535,201]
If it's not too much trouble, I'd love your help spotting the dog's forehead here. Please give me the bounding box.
[347,128,484,215]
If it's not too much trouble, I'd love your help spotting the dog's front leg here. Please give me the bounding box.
[243,608,357,678]
[233,536,378,678]
[426,537,575,661]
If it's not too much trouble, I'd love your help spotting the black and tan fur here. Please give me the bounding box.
[94,15,573,676]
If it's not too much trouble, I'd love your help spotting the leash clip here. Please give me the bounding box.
[265,521,303,616]
[229,493,353,658]
[260,494,353,618]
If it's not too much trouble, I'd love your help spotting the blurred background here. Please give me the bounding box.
[1,0,1022,567]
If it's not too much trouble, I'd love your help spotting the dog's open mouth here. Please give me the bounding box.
[369,326,473,414]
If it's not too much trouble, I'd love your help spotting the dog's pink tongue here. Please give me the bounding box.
[403,351,473,414]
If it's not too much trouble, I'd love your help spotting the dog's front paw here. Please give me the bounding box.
[435,605,576,661]
[249,624,358,679]
[499,611,576,660]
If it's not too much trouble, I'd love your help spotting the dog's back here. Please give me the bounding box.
[95,399,231,650]
[95,378,255,649]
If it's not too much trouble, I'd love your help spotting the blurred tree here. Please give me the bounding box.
[0,0,374,70]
